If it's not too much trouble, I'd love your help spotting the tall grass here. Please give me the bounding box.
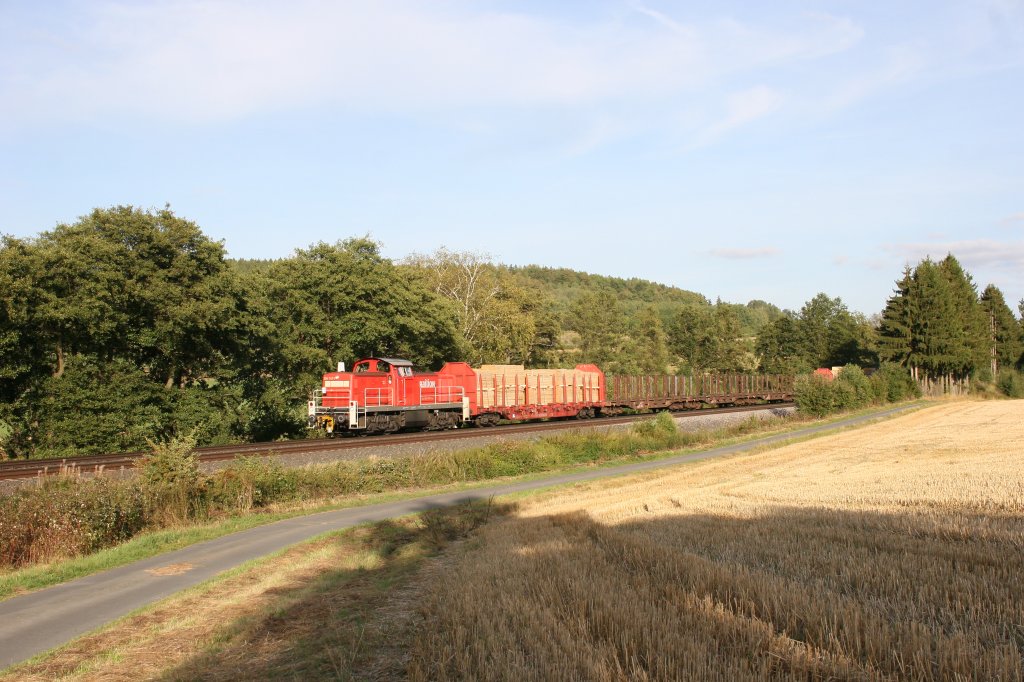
[0,412,786,571]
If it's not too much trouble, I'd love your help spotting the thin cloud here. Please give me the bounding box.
[1000,212,1024,226]
[0,1,859,130]
[709,247,780,259]
[822,46,925,113]
[693,85,785,147]
[884,239,1024,271]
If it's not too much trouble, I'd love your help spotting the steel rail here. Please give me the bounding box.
[0,402,794,481]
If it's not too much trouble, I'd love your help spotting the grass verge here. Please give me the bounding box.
[3,499,509,681]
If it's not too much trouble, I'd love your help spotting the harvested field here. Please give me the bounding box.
[409,401,1024,681]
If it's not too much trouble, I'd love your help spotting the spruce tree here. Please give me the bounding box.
[909,259,955,385]
[878,266,915,369]
[937,254,986,381]
[979,285,1021,374]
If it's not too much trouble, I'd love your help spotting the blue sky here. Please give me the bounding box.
[1,0,1022,316]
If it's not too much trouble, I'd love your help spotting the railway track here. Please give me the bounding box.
[0,403,794,481]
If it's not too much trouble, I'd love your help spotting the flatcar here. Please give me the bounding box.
[308,356,793,435]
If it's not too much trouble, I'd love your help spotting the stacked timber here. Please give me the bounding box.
[476,365,602,408]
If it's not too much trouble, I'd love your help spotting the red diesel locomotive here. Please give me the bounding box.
[308,357,606,435]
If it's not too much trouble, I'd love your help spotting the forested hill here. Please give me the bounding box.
[3,206,1021,459]
[509,265,707,310]
[228,260,785,338]
[505,265,785,339]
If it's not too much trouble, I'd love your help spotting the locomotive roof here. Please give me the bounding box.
[365,357,414,367]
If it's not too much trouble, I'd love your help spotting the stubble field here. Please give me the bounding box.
[409,401,1024,680]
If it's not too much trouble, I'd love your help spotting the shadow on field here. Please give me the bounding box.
[154,500,515,682]
[156,502,1023,681]
[402,504,1023,681]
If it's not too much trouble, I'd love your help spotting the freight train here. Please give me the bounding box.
[308,357,794,436]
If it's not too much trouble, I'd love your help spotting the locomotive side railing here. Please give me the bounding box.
[363,387,394,407]
[307,389,324,418]
[420,385,465,405]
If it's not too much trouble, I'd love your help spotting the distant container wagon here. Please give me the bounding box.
[309,356,793,436]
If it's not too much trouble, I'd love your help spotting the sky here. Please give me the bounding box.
[1,0,1022,317]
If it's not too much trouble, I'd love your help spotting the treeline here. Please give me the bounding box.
[2,206,1023,458]
[0,207,467,458]
[877,256,1024,394]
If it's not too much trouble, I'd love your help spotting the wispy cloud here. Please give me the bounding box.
[884,239,1024,271]
[1001,212,1024,226]
[692,85,785,147]
[822,46,925,112]
[709,247,780,259]
[0,1,858,132]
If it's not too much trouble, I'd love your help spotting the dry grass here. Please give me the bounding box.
[2,502,505,682]
[408,401,1024,681]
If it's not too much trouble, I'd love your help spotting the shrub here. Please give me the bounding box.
[208,457,298,512]
[794,374,836,417]
[996,369,1024,398]
[0,476,147,567]
[139,435,201,489]
[834,365,873,410]
[632,411,679,440]
[0,409,793,571]
[138,435,206,524]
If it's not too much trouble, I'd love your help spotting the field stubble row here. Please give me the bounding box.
[409,401,1024,681]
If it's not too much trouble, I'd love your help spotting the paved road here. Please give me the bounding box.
[0,405,915,670]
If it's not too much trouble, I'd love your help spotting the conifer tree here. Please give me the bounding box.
[979,285,1021,374]
[937,255,986,379]
[878,266,915,370]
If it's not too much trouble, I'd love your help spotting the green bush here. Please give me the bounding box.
[139,435,205,524]
[799,364,919,417]
[632,411,679,439]
[834,365,873,409]
[873,363,920,402]
[794,374,836,417]
[208,457,298,512]
[996,369,1024,398]
[139,435,201,489]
